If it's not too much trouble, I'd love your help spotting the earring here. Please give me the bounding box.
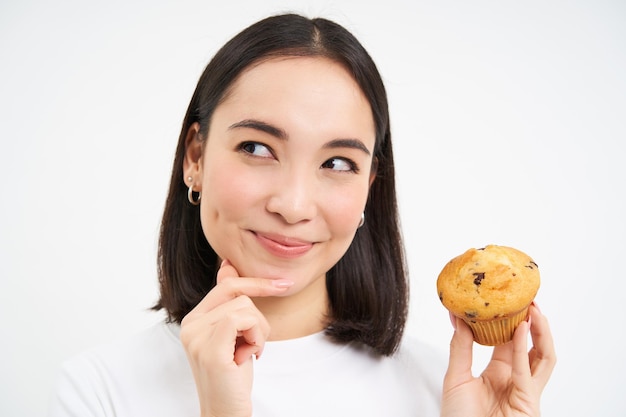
[358,212,365,228]
[187,177,201,206]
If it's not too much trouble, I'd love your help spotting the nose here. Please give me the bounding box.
[265,169,318,225]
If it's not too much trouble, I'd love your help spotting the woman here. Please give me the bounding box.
[49,13,555,417]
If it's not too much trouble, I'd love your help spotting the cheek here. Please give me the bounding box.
[200,163,264,227]
[323,182,370,234]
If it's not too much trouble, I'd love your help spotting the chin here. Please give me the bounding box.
[232,259,292,280]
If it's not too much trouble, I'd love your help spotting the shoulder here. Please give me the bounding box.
[48,321,194,417]
[62,320,182,375]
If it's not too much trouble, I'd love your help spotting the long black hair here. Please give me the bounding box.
[154,13,408,356]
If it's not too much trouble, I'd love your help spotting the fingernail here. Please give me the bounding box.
[272,279,295,289]
[531,300,542,313]
[449,312,457,330]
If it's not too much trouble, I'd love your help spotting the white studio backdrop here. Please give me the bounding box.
[1,0,624,416]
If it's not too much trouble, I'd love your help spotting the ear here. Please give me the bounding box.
[183,122,203,190]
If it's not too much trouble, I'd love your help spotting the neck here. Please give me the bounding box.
[253,275,329,341]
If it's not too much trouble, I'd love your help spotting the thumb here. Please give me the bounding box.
[216,259,240,283]
[444,316,475,390]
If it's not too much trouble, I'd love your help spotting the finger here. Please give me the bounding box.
[510,318,532,390]
[187,276,294,318]
[528,304,557,388]
[444,316,475,389]
[489,335,514,366]
[185,293,266,330]
[181,295,261,349]
[210,309,268,365]
[216,259,239,284]
[234,323,269,364]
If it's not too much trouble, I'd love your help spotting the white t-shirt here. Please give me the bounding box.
[48,322,446,416]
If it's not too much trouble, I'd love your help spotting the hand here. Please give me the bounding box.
[180,260,294,417]
[441,304,556,417]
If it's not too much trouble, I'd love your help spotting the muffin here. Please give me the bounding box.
[436,245,540,346]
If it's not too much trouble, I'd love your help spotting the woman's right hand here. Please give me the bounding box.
[180,260,294,417]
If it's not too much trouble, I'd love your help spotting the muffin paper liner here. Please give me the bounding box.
[463,307,529,346]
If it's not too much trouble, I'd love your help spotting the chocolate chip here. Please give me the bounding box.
[484,302,490,306]
[465,311,477,318]
[473,272,485,286]
[439,291,443,302]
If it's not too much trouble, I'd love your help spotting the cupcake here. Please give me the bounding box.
[436,245,540,346]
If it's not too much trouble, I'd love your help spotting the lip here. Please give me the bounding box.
[252,231,314,258]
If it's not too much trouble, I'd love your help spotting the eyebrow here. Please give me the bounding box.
[228,119,287,140]
[228,118,371,155]
[323,138,371,156]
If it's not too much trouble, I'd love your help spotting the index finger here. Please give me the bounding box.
[189,266,294,316]
[528,304,557,388]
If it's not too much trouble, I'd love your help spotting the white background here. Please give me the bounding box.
[1,0,624,416]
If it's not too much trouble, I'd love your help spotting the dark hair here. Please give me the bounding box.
[153,13,408,356]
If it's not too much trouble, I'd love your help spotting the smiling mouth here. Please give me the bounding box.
[252,232,314,258]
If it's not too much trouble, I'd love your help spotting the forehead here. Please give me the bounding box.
[226,56,367,103]
[215,56,375,142]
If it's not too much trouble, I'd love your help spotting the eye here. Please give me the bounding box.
[321,157,359,173]
[239,142,274,158]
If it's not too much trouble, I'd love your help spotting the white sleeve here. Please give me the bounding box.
[47,354,110,417]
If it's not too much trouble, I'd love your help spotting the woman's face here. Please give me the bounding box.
[189,57,376,297]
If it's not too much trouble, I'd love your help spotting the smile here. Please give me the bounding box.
[252,232,314,258]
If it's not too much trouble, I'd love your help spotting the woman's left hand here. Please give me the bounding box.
[440,303,556,417]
